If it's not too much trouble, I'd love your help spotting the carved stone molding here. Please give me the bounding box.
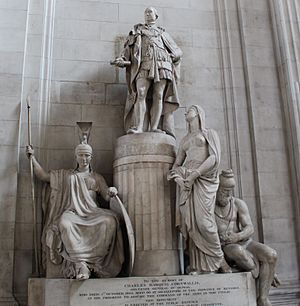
[214,0,264,239]
[269,0,300,268]
[214,0,244,198]
[113,133,178,276]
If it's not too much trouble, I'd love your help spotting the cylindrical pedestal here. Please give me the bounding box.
[113,133,179,276]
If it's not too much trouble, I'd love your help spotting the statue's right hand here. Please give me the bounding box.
[26,145,34,159]
[113,57,126,68]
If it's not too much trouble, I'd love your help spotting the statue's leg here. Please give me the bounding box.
[150,79,167,132]
[247,241,277,306]
[129,78,151,133]
[219,257,232,273]
[163,112,175,137]
[223,244,256,271]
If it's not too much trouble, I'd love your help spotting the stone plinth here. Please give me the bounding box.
[113,133,178,276]
[28,273,256,306]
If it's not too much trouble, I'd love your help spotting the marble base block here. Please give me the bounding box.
[113,133,178,276]
[28,273,256,306]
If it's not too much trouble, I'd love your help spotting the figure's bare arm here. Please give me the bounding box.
[95,173,110,201]
[223,198,254,245]
[26,146,50,182]
[95,173,118,201]
[235,198,254,241]
[183,154,216,188]
[195,154,216,176]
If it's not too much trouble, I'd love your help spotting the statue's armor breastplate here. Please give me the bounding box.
[140,26,172,71]
[74,172,98,202]
[83,175,97,191]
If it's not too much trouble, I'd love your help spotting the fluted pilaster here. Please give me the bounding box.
[113,133,179,276]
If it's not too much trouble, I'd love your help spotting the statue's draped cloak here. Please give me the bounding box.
[121,24,182,133]
[41,169,124,278]
[173,128,223,272]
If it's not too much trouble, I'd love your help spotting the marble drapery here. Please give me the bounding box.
[170,106,223,272]
[41,169,124,278]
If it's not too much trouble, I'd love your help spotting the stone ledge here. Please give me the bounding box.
[28,272,256,306]
[114,133,176,160]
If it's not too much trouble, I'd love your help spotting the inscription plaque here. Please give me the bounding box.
[70,273,256,306]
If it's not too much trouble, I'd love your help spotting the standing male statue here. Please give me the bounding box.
[112,7,182,137]
[215,169,280,306]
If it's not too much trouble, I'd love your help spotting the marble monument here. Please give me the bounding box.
[168,105,231,274]
[26,124,124,280]
[216,169,280,306]
[22,3,285,306]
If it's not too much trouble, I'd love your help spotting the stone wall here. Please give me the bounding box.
[0,0,298,305]
[0,0,28,305]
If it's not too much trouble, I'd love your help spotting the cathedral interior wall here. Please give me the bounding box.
[0,0,298,305]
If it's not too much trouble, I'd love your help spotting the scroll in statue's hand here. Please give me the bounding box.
[110,58,131,68]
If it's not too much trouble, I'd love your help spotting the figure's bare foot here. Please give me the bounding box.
[257,297,272,306]
[219,259,232,273]
[77,273,89,280]
[127,127,143,134]
[76,262,91,281]
[272,273,281,287]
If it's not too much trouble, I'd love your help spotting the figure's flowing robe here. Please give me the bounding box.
[172,129,223,272]
[121,23,182,134]
[41,170,124,278]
